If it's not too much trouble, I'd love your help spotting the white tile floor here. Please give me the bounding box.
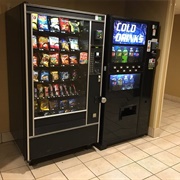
[1,99,180,179]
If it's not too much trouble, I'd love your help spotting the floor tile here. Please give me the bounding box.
[162,112,173,118]
[1,166,34,180]
[156,168,180,180]
[168,146,180,158]
[29,160,59,179]
[172,163,180,172]
[159,129,171,137]
[150,138,176,150]
[163,134,180,145]
[119,162,152,180]
[36,171,67,180]
[104,152,133,168]
[0,154,26,172]
[90,178,99,180]
[137,156,168,174]
[93,146,118,157]
[114,142,134,151]
[0,174,2,180]
[121,146,149,161]
[136,142,163,155]
[129,138,147,146]
[54,154,82,170]
[153,151,180,166]
[142,135,159,141]
[171,122,180,128]
[169,115,180,121]
[174,131,180,137]
[144,175,160,180]
[62,164,95,180]
[161,117,176,124]
[75,148,101,163]
[160,125,180,133]
[85,157,115,176]
[98,169,129,180]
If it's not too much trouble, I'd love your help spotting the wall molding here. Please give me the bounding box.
[0,132,14,143]
[164,93,180,103]
[148,126,161,137]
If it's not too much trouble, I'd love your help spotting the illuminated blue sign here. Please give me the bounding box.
[113,20,147,45]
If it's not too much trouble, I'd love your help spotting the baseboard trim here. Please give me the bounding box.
[164,94,180,103]
[148,126,161,137]
[0,132,14,143]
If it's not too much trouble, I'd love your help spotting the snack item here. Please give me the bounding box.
[69,99,76,108]
[69,55,78,65]
[40,70,49,82]
[51,71,59,81]
[59,100,68,110]
[32,35,38,49]
[71,70,78,81]
[49,84,54,97]
[59,85,65,96]
[38,36,49,50]
[34,100,38,114]
[60,39,69,51]
[72,84,78,95]
[69,20,80,33]
[37,84,44,98]
[44,86,49,97]
[63,84,69,96]
[33,54,38,67]
[34,88,38,98]
[60,71,69,81]
[49,36,59,50]
[33,70,39,82]
[49,17,60,32]
[40,99,49,111]
[38,15,49,31]
[61,54,69,65]
[59,18,70,33]
[50,53,59,66]
[32,13,38,30]
[49,100,58,110]
[69,37,79,51]
[79,52,88,64]
[53,84,60,96]
[40,53,49,67]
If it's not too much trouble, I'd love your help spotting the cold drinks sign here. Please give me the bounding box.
[113,20,147,45]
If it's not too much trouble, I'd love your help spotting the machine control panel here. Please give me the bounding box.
[110,64,143,73]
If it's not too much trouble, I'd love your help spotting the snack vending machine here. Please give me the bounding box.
[98,15,160,148]
[6,3,106,163]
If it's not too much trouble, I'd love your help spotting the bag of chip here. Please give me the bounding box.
[37,84,44,98]
[32,13,38,30]
[49,100,58,110]
[69,55,78,65]
[40,70,49,82]
[59,18,70,33]
[33,70,39,82]
[60,38,69,51]
[69,37,79,51]
[61,54,69,65]
[38,14,49,31]
[33,54,38,67]
[51,71,59,81]
[50,53,59,66]
[49,17,60,32]
[79,52,88,64]
[49,36,59,50]
[69,20,80,33]
[40,53,49,67]
[40,99,49,111]
[38,36,49,50]
[32,35,38,49]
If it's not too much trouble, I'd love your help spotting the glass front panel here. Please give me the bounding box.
[31,13,89,118]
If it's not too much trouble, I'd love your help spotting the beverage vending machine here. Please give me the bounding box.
[6,3,106,163]
[98,15,160,148]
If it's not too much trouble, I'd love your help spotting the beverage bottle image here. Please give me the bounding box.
[112,46,116,63]
[122,47,128,63]
[134,48,140,62]
[128,47,134,63]
[115,48,122,63]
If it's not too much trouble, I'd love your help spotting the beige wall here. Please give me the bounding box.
[0,0,172,134]
[165,15,180,97]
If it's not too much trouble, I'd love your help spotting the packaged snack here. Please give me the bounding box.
[59,85,65,96]
[40,53,49,67]
[40,70,49,82]
[49,17,60,32]
[38,36,49,50]
[60,39,69,51]
[33,54,38,67]
[69,99,76,108]
[69,55,78,65]
[38,14,49,31]
[63,84,69,96]
[49,84,54,97]
[69,37,79,51]
[59,18,70,33]
[71,70,78,81]
[33,70,38,82]
[44,86,49,97]
[37,84,44,98]
[51,71,59,81]
[59,110,65,113]
[69,85,74,96]
[40,99,49,111]
[72,84,78,95]
[69,20,80,33]
[60,71,69,81]
[34,100,38,112]
[79,52,88,64]
[32,35,38,49]
[61,54,69,65]
[49,100,58,110]
[32,13,38,30]
[59,100,69,110]
[34,88,38,98]
[49,36,59,50]
[50,53,59,66]
[53,84,60,96]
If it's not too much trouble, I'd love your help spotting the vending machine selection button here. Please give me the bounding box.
[132,66,135,68]
[123,70,126,72]
[113,66,117,69]
[117,70,119,72]
[129,69,132,72]
[120,66,123,69]
[126,66,129,69]
[138,66,141,68]
[135,69,137,72]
